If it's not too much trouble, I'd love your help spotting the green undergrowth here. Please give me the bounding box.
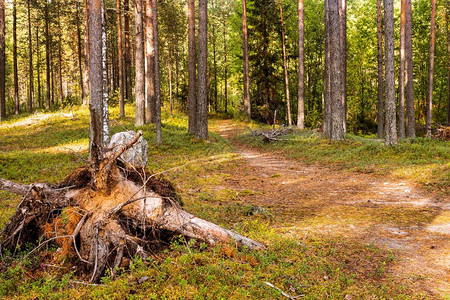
[1,230,414,299]
[235,124,450,195]
[0,107,434,298]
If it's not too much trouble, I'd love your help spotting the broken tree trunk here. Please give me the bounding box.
[0,132,265,283]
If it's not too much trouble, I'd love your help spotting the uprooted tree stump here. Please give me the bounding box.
[0,131,265,282]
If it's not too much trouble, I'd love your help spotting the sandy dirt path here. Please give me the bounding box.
[214,120,449,296]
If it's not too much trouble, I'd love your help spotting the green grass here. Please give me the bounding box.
[235,124,450,195]
[0,106,437,299]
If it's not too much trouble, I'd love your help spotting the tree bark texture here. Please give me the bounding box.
[45,1,51,108]
[168,50,173,115]
[13,0,19,115]
[297,0,305,129]
[328,0,344,141]
[242,0,251,120]
[145,0,156,124]
[324,0,331,138]
[197,0,209,139]
[134,0,146,127]
[124,0,132,102]
[447,0,450,125]
[223,14,228,114]
[279,0,292,126]
[88,0,105,162]
[187,0,197,134]
[339,0,347,133]
[57,2,64,104]
[152,0,162,144]
[0,0,5,119]
[84,0,90,105]
[117,0,125,117]
[101,0,110,146]
[426,0,436,138]
[76,1,85,104]
[398,0,406,138]
[36,26,42,109]
[376,0,384,139]
[27,0,34,113]
[384,0,397,146]
[213,23,218,113]
[405,0,415,138]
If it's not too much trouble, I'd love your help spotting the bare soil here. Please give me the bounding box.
[215,120,449,296]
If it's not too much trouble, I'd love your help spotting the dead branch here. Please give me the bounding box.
[251,126,292,142]
[0,178,49,196]
[264,281,304,299]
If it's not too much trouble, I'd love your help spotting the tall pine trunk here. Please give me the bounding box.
[116,0,124,117]
[152,0,161,144]
[328,0,344,141]
[197,0,209,139]
[425,0,436,138]
[279,0,291,126]
[168,50,173,115]
[212,23,218,112]
[13,0,19,114]
[384,0,397,146]
[339,0,346,133]
[297,0,305,129]
[76,1,85,104]
[398,0,406,138]
[124,0,132,102]
[223,13,228,114]
[36,26,42,109]
[84,0,90,105]
[242,0,250,120]
[188,0,197,134]
[0,0,5,119]
[376,0,384,138]
[145,0,156,123]
[447,0,450,125]
[57,2,64,103]
[45,1,51,108]
[324,0,331,137]
[405,0,415,138]
[134,0,145,126]
[51,51,54,105]
[27,0,34,113]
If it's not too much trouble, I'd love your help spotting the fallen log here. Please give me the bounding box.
[251,126,292,142]
[0,131,265,282]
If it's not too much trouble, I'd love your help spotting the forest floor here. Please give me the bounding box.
[0,107,449,299]
[211,120,450,297]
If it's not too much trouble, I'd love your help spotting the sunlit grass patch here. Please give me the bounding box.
[235,125,450,194]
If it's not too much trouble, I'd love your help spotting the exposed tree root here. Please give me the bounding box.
[0,132,265,282]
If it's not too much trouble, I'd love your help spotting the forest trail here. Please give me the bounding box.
[213,120,449,296]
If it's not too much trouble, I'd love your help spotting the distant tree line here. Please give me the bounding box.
[0,0,448,144]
